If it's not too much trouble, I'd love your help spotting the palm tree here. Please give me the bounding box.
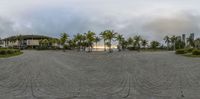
[127,37,133,45]
[104,30,117,53]
[133,35,142,51]
[15,35,23,49]
[100,31,107,51]
[175,36,183,49]
[164,36,171,50]
[127,37,134,50]
[121,39,128,50]
[170,35,177,51]
[94,36,101,51]
[50,38,60,48]
[187,34,195,48]
[194,38,200,49]
[60,33,69,51]
[150,41,160,49]
[85,31,95,52]
[74,33,85,51]
[67,39,76,50]
[116,34,124,51]
[141,39,148,49]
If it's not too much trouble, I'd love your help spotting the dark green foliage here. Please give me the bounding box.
[150,41,160,49]
[176,49,186,54]
[186,48,194,53]
[0,49,21,55]
[0,50,6,55]
[7,50,14,54]
[192,50,200,55]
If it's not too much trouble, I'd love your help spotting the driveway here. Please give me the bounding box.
[0,51,200,99]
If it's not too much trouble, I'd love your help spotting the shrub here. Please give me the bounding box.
[0,50,7,55]
[0,49,20,55]
[186,48,194,53]
[176,49,186,54]
[192,50,200,55]
[7,50,15,54]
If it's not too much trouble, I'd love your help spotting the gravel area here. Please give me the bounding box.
[0,50,200,99]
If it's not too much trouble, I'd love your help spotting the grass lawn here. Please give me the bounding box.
[0,52,23,58]
[183,53,200,58]
[139,49,169,52]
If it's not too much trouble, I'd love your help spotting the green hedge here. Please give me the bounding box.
[186,48,194,53]
[0,49,20,55]
[176,49,186,54]
[192,50,200,55]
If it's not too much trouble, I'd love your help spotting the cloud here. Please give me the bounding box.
[143,11,200,41]
[0,0,200,41]
[0,17,15,38]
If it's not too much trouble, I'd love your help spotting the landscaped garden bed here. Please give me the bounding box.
[176,48,200,57]
[0,48,23,58]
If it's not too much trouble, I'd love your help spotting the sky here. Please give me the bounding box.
[0,0,200,41]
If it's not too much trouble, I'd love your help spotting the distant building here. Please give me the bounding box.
[1,35,59,48]
[190,33,195,41]
[182,34,186,43]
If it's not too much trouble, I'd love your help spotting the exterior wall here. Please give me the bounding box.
[8,41,19,47]
[27,40,40,46]
[0,41,5,47]
[52,43,60,47]
[2,37,60,48]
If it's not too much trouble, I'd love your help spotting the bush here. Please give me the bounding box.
[0,49,20,55]
[7,50,13,54]
[192,50,200,55]
[176,49,186,54]
[0,50,7,55]
[186,48,194,53]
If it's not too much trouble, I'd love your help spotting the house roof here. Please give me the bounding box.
[3,35,55,41]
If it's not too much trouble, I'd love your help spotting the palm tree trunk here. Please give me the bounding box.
[18,40,21,50]
[96,42,97,51]
[167,43,169,50]
[174,42,176,51]
[104,40,106,51]
[109,39,112,53]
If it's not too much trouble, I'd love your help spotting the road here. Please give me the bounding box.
[0,50,200,99]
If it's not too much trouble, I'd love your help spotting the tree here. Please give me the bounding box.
[170,35,177,51]
[187,34,195,48]
[60,33,69,51]
[150,41,160,49]
[116,34,124,51]
[49,38,60,48]
[121,39,128,50]
[74,33,85,51]
[104,30,117,53]
[175,36,184,49]
[39,39,49,49]
[0,38,3,45]
[127,37,134,50]
[164,36,171,50]
[85,31,95,52]
[67,39,76,49]
[141,39,148,49]
[100,31,107,51]
[94,36,101,51]
[194,38,200,49]
[133,35,142,51]
[15,35,23,49]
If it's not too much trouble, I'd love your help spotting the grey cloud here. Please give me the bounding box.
[1,1,200,42]
[143,12,200,41]
[0,17,15,38]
